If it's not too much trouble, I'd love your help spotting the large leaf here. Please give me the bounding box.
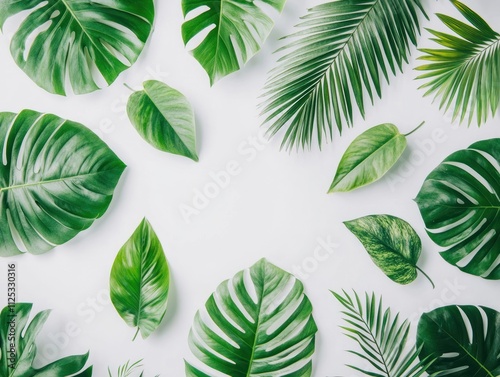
[110,218,170,340]
[185,258,317,376]
[0,303,93,377]
[127,80,198,161]
[416,0,500,125]
[0,0,154,95]
[0,110,126,257]
[261,0,427,150]
[416,138,500,279]
[333,290,435,377]
[344,215,434,287]
[417,305,500,376]
[181,0,286,85]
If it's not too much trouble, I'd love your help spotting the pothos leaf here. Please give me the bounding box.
[110,218,170,340]
[127,81,198,161]
[344,214,434,287]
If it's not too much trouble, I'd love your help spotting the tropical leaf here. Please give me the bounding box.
[344,215,434,287]
[416,0,500,125]
[0,110,126,257]
[417,305,500,376]
[329,122,424,193]
[110,218,170,340]
[415,138,500,279]
[333,290,435,377]
[181,0,286,84]
[127,80,198,161]
[261,0,427,150]
[0,303,93,377]
[0,0,154,95]
[108,359,159,377]
[185,258,317,376]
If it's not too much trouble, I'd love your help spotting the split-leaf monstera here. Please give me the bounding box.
[0,110,126,256]
[0,0,154,95]
[185,258,317,376]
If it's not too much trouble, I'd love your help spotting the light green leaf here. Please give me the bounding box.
[416,0,500,125]
[110,218,170,340]
[329,123,425,193]
[416,138,500,279]
[0,110,126,257]
[417,305,500,376]
[185,258,317,376]
[260,0,427,150]
[0,303,93,377]
[0,0,154,95]
[127,81,198,161]
[181,0,286,85]
[344,215,434,287]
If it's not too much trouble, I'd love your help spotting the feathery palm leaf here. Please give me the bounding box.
[108,360,159,377]
[416,0,500,125]
[261,0,427,150]
[332,290,435,377]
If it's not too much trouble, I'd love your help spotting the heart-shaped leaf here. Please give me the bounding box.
[110,218,170,340]
[0,110,126,256]
[417,305,500,376]
[0,0,154,95]
[185,258,317,376]
[127,80,198,161]
[416,138,500,279]
[0,303,93,377]
[344,214,434,287]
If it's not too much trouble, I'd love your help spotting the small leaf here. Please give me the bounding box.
[110,218,170,340]
[344,215,434,287]
[127,80,198,161]
[329,123,409,193]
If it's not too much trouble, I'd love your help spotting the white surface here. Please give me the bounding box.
[0,0,499,375]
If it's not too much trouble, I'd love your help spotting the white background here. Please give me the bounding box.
[0,0,499,375]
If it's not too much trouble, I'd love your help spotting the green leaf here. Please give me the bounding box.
[127,81,198,161]
[260,0,427,150]
[344,215,434,287]
[0,303,93,377]
[333,290,435,377]
[0,110,126,257]
[417,305,500,377]
[415,138,500,279]
[185,258,317,376]
[0,0,154,95]
[416,0,500,125]
[110,218,170,340]
[181,0,286,85]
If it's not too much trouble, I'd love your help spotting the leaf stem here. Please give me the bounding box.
[124,83,135,92]
[404,121,425,137]
[132,328,140,341]
[416,266,435,289]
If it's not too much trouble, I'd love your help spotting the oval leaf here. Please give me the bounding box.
[329,123,407,193]
[344,214,434,287]
[416,138,500,279]
[110,218,170,340]
[0,110,126,256]
[185,258,317,376]
[127,80,198,161]
[182,0,286,85]
[417,305,500,376]
[0,0,154,95]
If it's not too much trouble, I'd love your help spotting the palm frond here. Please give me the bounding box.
[108,360,159,377]
[416,0,500,125]
[260,0,427,150]
[332,290,435,377]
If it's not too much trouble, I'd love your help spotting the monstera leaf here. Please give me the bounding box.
[181,0,286,84]
[0,303,93,376]
[0,110,126,256]
[417,305,500,376]
[416,139,500,279]
[0,0,154,95]
[185,258,317,376]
